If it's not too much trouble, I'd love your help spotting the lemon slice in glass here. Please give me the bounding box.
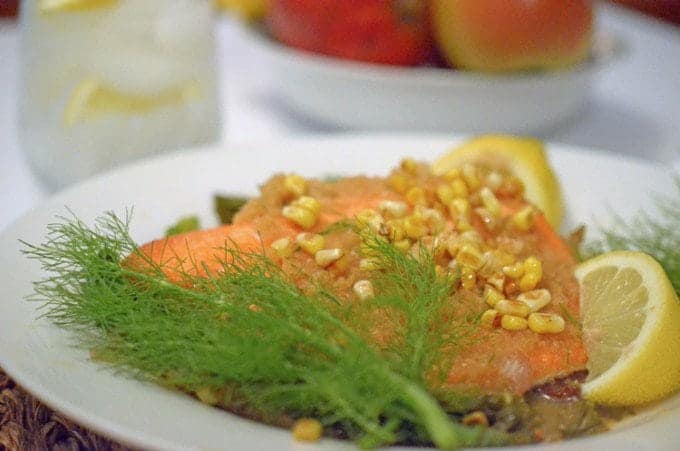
[39,0,118,14]
[575,251,680,405]
[64,79,201,126]
[432,135,564,228]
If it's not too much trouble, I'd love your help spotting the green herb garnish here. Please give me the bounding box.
[215,195,248,224]
[586,177,680,296]
[22,212,507,449]
[165,215,200,236]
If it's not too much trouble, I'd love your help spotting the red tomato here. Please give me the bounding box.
[267,0,432,66]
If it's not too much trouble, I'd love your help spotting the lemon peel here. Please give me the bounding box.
[39,0,118,14]
[432,135,564,228]
[575,251,680,406]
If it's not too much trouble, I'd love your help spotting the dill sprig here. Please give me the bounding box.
[22,212,507,449]
[586,177,680,296]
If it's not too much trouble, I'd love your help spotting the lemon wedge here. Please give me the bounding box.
[39,0,118,14]
[64,79,200,126]
[575,251,680,405]
[432,135,564,228]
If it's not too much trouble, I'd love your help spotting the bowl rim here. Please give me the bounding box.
[240,22,617,86]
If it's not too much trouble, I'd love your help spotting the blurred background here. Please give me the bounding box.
[0,0,679,231]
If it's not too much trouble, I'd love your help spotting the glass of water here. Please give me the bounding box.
[18,0,221,190]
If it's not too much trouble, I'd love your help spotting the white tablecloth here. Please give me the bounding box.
[1,3,679,232]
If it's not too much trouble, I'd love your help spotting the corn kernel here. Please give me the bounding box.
[385,219,406,241]
[501,315,528,331]
[487,273,506,291]
[282,205,317,229]
[400,157,419,174]
[394,239,411,252]
[292,195,321,215]
[404,215,427,239]
[359,257,381,271]
[461,267,476,289]
[353,279,375,300]
[450,178,469,198]
[517,289,552,312]
[484,285,505,307]
[486,171,504,190]
[406,186,427,206]
[462,411,489,427]
[520,257,543,291]
[474,207,498,231]
[512,205,535,232]
[456,243,484,270]
[479,187,501,217]
[315,248,344,267]
[270,237,293,258]
[442,168,461,181]
[379,200,408,219]
[388,173,410,193]
[420,207,446,234]
[460,230,482,244]
[437,184,455,204]
[462,163,481,190]
[480,309,498,328]
[356,209,384,234]
[284,174,307,197]
[495,299,530,318]
[502,262,525,279]
[448,198,471,218]
[296,232,325,255]
[528,313,565,334]
[456,218,473,232]
[292,418,323,442]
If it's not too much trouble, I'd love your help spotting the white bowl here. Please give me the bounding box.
[242,24,614,134]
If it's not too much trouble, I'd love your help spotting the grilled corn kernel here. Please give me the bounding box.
[296,232,325,255]
[293,195,321,215]
[484,285,505,307]
[284,174,307,197]
[315,248,344,267]
[356,209,384,233]
[394,239,411,252]
[406,186,427,206]
[518,288,552,312]
[462,163,481,190]
[400,157,419,174]
[448,198,471,217]
[442,168,461,181]
[404,215,427,239]
[479,187,501,217]
[520,257,543,291]
[359,257,381,271]
[379,200,408,219]
[511,205,535,231]
[450,178,469,199]
[282,205,317,229]
[270,237,293,257]
[495,299,530,318]
[292,418,323,442]
[195,387,220,405]
[486,171,503,190]
[461,266,476,289]
[353,279,375,300]
[388,173,410,193]
[480,309,498,328]
[501,314,528,331]
[437,184,456,204]
[502,262,525,279]
[528,313,565,334]
[456,243,484,270]
[462,411,489,427]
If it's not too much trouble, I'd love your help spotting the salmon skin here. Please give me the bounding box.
[131,167,587,395]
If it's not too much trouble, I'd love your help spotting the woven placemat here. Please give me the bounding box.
[0,368,130,451]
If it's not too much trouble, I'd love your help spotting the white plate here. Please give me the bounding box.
[242,24,616,134]
[0,134,678,451]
